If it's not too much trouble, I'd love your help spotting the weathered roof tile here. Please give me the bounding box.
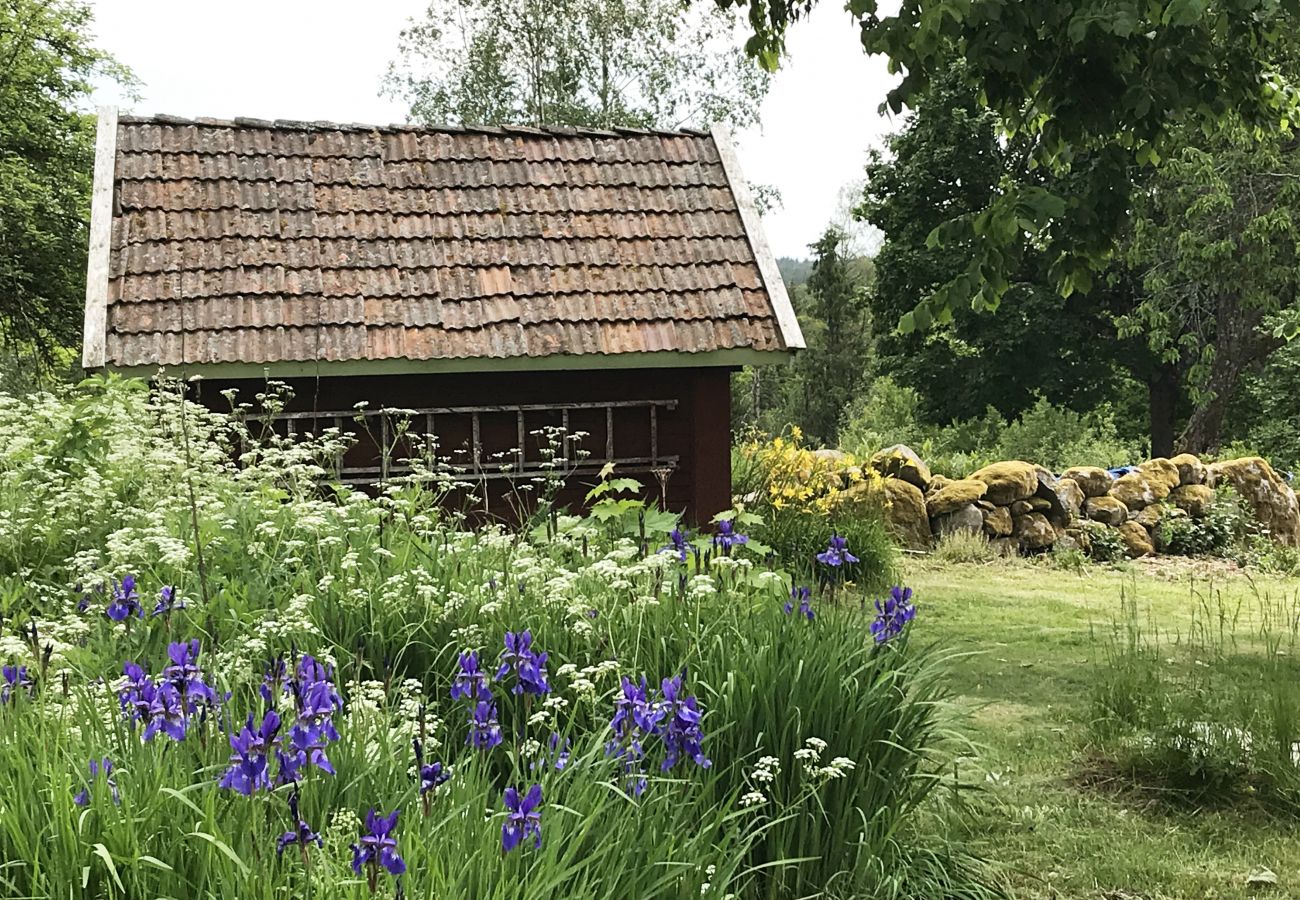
[100,116,791,367]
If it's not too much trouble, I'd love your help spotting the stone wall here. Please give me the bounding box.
[868,445,1300,557]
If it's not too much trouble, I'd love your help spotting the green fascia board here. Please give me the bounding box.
[105,348,796,380]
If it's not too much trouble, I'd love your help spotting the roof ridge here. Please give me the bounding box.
[116,112,712,140]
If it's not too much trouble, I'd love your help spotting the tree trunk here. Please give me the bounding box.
[1177,295,1280,454]
[1147,364,1179,458]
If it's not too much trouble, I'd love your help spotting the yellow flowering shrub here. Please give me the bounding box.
[733,427,895,586]
[735,427,884,518]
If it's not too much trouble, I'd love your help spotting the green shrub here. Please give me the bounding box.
[1157,488,1248,557]
[750,506,897,590]
[839,379,1143,477]
[1082,521,1127,564]
[732,429,897,589]
[1047,545,1089,573]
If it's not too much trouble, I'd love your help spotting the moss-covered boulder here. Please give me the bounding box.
[1134,503,1165,530]
[1056,477,1085,521]
[927,478,988,516]
[1010,499,1034,517]
[1207,457,1300,545]
[1013,512,1056,551]
[1170,453,1207,486]
[872,477,933,550]
[869,444,931,491]
[1084,495,1129,527]
[925,474,953,498]
[969,461,1039,505]
[1139,459,1181,497]
[1169,483,1215,518]
[1061,466,1112,497]
[1055,526,1092,555]
[933,502,985,538]
[1118,521,1154,557]
[983,505,1013,537]
[1111,472,1159,510]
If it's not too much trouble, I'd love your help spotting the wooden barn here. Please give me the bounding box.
[81,109,802,521]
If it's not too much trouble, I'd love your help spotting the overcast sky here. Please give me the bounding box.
[87,1,901,259]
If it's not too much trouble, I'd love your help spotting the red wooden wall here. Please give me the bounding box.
[195,366,733,524]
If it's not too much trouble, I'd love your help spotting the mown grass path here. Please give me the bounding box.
[910,558,1300,899]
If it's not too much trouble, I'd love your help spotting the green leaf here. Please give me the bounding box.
[159,785,204,818]
[186,832,250,876]
[91,844,125,894]
[1163,0,1207,26]
[137,855,173,872]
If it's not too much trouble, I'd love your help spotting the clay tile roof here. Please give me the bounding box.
[83,110,803,372]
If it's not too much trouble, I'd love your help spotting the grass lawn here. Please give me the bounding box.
[908,556,1300,899]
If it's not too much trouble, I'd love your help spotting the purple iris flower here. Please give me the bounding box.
[606,676,661,794]
[495,631,550,696]
[274,746,306,787]
[784,585,814,621]
[261,657,287,700]
[141,681,189,742]
[816,533,860,567]
[501,784,543,852]
[414,738,450,796]
[450,651,492,702]
[163,640,218,712]
[659,675,711,771]
[712,520,748,555]
[276,791,323,859]
[294,654,338,694]
[151,586,184,617]
[660,527,691,562]
[117,661,151,722]
[870,585,917,644]
[105,575,142,622]
[1,664,31,704]
[75,582,100,613]
[468,700,503,750]
[351,808,406,890]
[286,721,337,776]
[284,654,342,775]
[116,651,207,743]
[532,732,571,772]
[260,656,287,704]
[610,676,664,741]
[73,758,119,807]
[218,710,281,795]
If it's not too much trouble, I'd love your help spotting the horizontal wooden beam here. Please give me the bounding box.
[111,347,794,379]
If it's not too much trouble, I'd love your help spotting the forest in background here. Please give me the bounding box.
[736,59,1300,476]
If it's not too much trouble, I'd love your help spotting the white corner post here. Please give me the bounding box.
[82,105,118,370]
[710,124,805,351]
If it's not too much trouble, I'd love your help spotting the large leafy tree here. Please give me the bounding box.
[1122,123,1300,453]
[0,0,130,371]
[385,0,769,130]
[703,0,1298,330]
[858,68,1140,429]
